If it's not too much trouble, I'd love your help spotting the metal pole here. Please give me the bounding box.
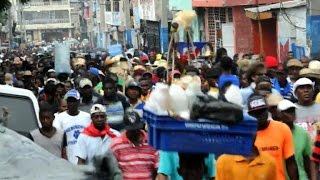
[22,8,26,42]
[89,0,94,49]
[160,0,168,53]
[8,8,13,50]
[123,0,131,46]
[255,0,264,54]
[19,3,23,43]
[99,0,106,49]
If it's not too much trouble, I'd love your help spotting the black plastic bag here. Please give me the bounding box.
[190,95,243,123]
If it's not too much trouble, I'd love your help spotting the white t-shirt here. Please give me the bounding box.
[53,111,91,165]
[74,129,120,166]
[295,103,320,140]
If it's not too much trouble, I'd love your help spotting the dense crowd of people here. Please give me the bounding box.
[1,45,320,180]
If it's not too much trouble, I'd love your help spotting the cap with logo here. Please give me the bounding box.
[79,78,93,88]
[90,104,106,115]
[277,99,298,112]
[123,109,144,130]
[65,89,80,100]
[247,95,268,112]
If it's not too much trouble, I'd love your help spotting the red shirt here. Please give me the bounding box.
[312,133,320,162]
[110,130,159,180]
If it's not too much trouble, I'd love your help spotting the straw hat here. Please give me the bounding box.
[265,93,284,107]
[309,60,320,74]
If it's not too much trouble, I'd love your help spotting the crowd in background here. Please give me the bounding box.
[1,45,320,180]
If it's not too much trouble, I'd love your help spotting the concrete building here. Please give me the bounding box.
[245,1,307,63]
[70,0,82,39]
[192,0,309,60]
[307,0,320,58]
[169,0,201,43]
[103,0,126,46]
[16,0,74,42]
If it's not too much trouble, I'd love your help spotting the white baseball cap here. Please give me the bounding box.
[293,78,314,99]
[46,78,57,84]
[277,99,298,112]
[90,104,106,115]
[79,78,93,88]
[48,69,56,73]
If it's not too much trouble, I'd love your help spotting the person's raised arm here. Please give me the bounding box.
[311,161,319,180]
[303,155,311,179]
[61,132,68,160]
[283,125,298,180]
[285,156,299,180]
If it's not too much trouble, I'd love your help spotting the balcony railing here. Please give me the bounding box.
[24,18,70,25]
[28,0,69,6]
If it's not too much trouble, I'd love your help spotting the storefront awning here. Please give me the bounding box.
[244,0,305,20]
[244,0,306,13]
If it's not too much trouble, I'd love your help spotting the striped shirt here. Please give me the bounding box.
[110,131,159,180]
[312,133,320,162]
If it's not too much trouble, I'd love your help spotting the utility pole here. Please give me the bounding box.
[89,0,94,49]
[123,0,131,47]
[99,0,106,49]
[19,3,23,43]
[160,0,168,53]
[8,8,13,50]
[255,0,264,54]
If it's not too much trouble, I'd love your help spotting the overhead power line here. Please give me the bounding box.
[279,0,306,31]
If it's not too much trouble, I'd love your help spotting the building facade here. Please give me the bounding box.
[191,0,309,60]
[17,0,73,42]
[307,0,320,58]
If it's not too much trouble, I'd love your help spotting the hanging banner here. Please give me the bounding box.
[54,43,71,74]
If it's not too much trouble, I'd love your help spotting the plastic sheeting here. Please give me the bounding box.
[0,127,89,180]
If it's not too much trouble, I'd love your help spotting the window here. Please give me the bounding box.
[227,8,233,23]
[0,93,39,136]
[113,0,120,12]
[105,0,111,11]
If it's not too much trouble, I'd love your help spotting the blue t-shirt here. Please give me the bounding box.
[218,74,240,89]
[157,151,215,180]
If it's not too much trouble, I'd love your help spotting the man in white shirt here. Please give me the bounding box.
[53,89,91,165]
[74,104,122,179]
[293,78,320,140]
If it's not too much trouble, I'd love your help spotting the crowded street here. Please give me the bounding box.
[1,0,320,179]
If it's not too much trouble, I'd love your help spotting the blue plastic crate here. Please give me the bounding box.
[144,110,257,156]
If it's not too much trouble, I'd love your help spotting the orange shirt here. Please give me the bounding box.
[216,152,277,180]
[140,91,150,102]
[255,120,295,180]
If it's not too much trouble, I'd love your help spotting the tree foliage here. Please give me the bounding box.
[0,0,31,12]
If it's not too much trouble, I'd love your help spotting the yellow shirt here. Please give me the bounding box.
[216,152,277,180]
[140,91,150,102]
[315,92,320,104]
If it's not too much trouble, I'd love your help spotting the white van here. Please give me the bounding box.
[0,85,41,136]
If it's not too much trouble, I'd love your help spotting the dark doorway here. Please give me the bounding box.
[252,18,277,58]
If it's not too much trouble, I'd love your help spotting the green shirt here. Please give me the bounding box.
[287,125,312,180]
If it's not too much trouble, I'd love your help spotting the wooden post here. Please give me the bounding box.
[187,29,197,61]
[255,0,264,54]
[167,32,175,83]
